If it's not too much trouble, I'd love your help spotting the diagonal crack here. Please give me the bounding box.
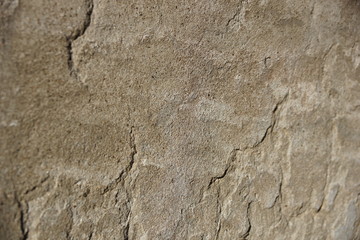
[24,175,49,195]
[252,92,289,148]
[207,92,289,191]
[66,0,94,80]
[226,10,240,27]
[102,126,137,195]
[225,1,245,29]
[101,124,137,239]
[208,148,239,189]
[203,92,289,239]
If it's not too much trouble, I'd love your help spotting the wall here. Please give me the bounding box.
[1,0,360,239]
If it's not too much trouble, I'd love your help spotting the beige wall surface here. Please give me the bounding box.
[1,0,360,239]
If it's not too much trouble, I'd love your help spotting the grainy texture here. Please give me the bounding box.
[1,0,360,239]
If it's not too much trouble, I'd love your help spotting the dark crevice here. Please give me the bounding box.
[243,201,252,239]
[252,92,289,148]
[225,1,245,29]
[226,11,240,27]
[275,169,284,215]
[102,110,137,238]
[19,207,28,240]
[214,191,222,240]
[128,126,137,174]
[66,0,94,80]
[24,175,49,195]
[123,125,137,240]
[208,148,239,189]
[15,196,28,240]
[204,92,289,239]
[101,171,125,195]
[102,126,137,195]
[316,162,328,213]
[123,222,130,240]
[65,206,74,240]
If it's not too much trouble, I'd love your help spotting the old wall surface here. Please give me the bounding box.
[1,0,360,239]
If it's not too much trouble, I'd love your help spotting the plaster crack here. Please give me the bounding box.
[66,0,94,80]
[316,160,329,213]
[123,218,130,240]
[252,92,289,148]
[15,196,29,240]
[102,171,125,195]
[123,125,138,240]
[276,167,284,215]
[24,175,49,195]
[65,206,74,240]
[102,126,137,195]
[128,126,137,174]
[226,11,240,27]
[243,201,252,239]
[214,191,222,240]
[208,148,239,189]
[88,231,93,240]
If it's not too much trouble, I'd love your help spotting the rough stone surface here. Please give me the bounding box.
[1,0,360,239]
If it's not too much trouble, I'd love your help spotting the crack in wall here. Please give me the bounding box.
[275,167,284,216]
[98,105,138,239]
[101,125,137,195]
[208,92,289,190]
[214,191,222,240]
[316,162,328,213]
[253,92,289,149]
[66,0,94,81]
[99,125,137,239]
[314,106,339,214]
[15,195,29,240]
[65,206,74,240]
[88,231,93,240]
[128,126,137,175]
[208,148,239,189]
[225,0,247,31]
[24,175,50,195]
[243,201,252,239]
[202,92,290,239]
[123,125,137,240]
